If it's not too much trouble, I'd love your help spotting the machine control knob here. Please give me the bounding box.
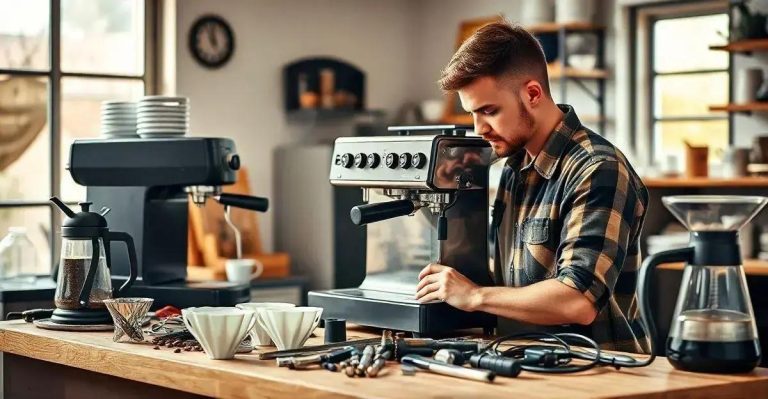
[226,154,241,170]
[367,153,381,168]
[399,153,412,169]
[385,153,399,169]
[354,153,367,168]
[341,153,354,168]
[411,152,427,169]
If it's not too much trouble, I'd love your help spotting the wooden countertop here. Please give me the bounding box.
[659,259,768,276]
[642,177,768,189]
[1,321,767,398]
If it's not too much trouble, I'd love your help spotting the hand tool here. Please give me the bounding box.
[401,355,495,383]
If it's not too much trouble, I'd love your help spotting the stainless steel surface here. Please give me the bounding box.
[428,361,494,382]
[329,135,492,190]
[311,131,494,333]
[674,309,757,342]
[223,205,242,259]
[184,185,221,206]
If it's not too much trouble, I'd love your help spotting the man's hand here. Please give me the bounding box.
[415,263,481,311]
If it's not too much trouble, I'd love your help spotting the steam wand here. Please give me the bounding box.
[223,205,242,260]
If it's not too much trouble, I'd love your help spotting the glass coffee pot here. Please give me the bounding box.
[638,195,765,373]
[50,197,137,325]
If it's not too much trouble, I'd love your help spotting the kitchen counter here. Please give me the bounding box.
[0,320,767,398]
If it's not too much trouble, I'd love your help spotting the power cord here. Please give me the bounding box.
[482,331,654,374]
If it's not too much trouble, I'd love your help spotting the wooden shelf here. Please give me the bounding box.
[710,38,768,53]
[527,22,603,34]
[709,102,768,113]
[643,177,768,188]
[286,108,384,123]
[548,63,608,79]
[659,259,768,276]
[441,113,607,126]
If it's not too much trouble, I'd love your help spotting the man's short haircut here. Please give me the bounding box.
[439,19,551,95]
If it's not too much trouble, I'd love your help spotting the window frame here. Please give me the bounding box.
[630,0,730,165]
[0,0,157,270]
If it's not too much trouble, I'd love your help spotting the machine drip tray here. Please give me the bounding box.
[309,288,495,335]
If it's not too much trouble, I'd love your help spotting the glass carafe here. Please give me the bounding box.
[55,237,113,310]
[50,197,137,325]
[638,195,765,373]
[667,265,759,372]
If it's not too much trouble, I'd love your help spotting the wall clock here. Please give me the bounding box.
[189,15,235,69]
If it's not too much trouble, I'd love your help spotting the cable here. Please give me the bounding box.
[480,330,653,374]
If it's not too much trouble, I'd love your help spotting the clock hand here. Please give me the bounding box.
[208,25,218,49]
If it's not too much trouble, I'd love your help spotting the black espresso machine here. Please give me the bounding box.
[66,137,269,308]
[309,125,496,335]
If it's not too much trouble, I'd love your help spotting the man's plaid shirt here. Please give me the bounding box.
[491,104,649,353]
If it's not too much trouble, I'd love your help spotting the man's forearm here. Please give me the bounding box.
[471,279,598,325]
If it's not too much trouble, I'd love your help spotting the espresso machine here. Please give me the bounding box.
[67,137,269,308]
[308,125,496,335]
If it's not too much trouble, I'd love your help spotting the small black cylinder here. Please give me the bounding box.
[469,353,521,377]
[324,318,346,344]
[437,215,448,241]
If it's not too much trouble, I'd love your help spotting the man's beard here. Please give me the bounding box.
[486,102,534,158]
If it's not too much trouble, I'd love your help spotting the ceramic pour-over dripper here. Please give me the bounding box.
[182,307,257,360]
[235,302,296,346]
[103,298,153,342]
[258,307,323,350]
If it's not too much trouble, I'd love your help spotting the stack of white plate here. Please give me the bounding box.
[100,101,138,138]
[137,96,189,138]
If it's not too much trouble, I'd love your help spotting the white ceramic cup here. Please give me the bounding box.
[235,302,296,346]
[225,259,264,284]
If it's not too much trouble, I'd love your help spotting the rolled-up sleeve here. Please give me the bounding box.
[556,159,642,312]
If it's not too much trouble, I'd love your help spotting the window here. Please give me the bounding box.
[0,0,153,276]
[634,2,730,165]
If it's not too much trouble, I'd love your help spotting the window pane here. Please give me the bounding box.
[0,75,50,201]
[654,14,728,73]
[0,0,50,70]
[61,78,144,201]
[654,72,728,118]
[61,0,144,75]
[0,207,52,277]
[654,119,729,164]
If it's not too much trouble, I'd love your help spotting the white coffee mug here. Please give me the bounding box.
[225,259,264,284]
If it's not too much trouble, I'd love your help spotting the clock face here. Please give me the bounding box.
[189,15,234,69]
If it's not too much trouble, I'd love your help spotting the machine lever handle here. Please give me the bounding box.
[216,193,269,212]
[350,200,415,225]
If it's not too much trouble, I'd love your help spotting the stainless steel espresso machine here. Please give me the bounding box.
[67,137,269,308]
[308,125,496,335]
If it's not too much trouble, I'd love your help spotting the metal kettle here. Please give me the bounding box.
[49,197,138,325]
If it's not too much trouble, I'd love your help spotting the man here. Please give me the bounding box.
[415,20,649,353]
